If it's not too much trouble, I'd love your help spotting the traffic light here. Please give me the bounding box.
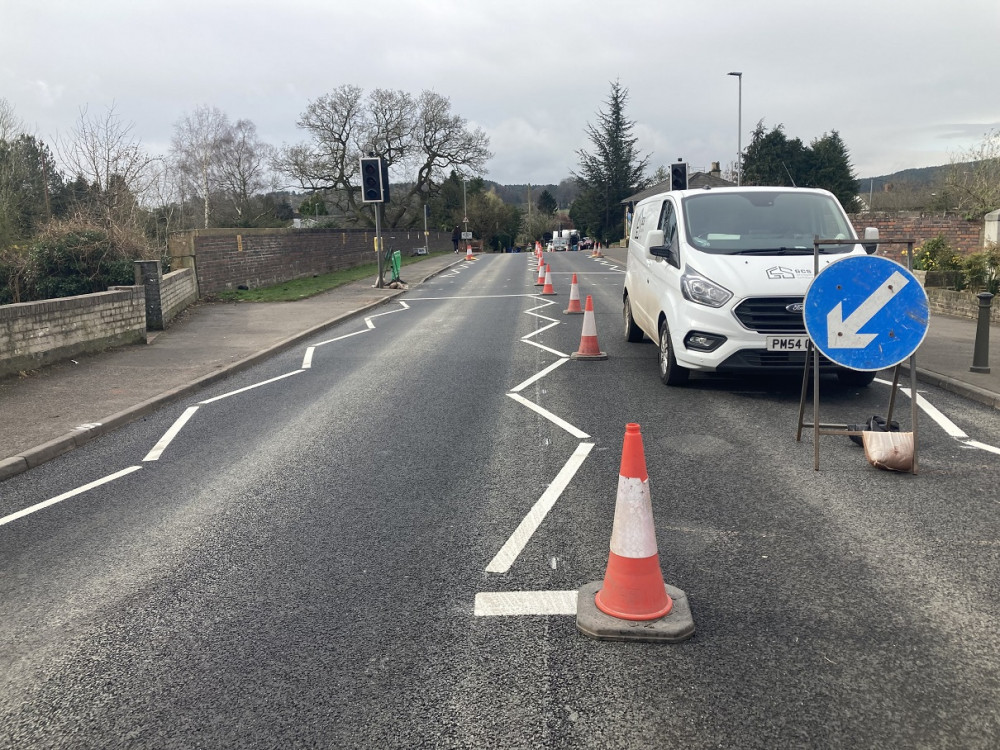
[670,162,688,191]
[360,157,384,203]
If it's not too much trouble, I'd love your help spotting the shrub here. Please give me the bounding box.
[914,235,962,272]
[25,226,137,301]
[962,243,1000,295]
[0,244,31,305]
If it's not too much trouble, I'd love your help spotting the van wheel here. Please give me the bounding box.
[658,319,689,386]
[837,369,876,387]
[623,296,643,342]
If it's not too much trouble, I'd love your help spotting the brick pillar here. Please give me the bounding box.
[134,260,164,330]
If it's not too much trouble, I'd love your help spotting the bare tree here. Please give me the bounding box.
[216,119,277,225]
[0,98,24,142]
[58,103,156,248]
[170,105,231,228]
[947,129,1000,219]
[277,85,491,228]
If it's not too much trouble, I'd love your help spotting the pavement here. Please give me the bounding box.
[2,250,999,482]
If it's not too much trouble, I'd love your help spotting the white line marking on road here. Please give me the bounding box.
[144,406,200,461]
[302,347,315,369]
[874,377,968,437]
[198,370,304,405]
[0,466,142,527]
[313,329,370,347]
[510,358,569,393]
[962,440,1000,455]
[486,442,595,572]
[474,590,578,616]
[520,340,570,358]
[874,376,1000,454]
[405,294,540,301]
[521,318,560,339]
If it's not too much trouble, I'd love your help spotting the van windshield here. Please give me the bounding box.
[681,191,857,255]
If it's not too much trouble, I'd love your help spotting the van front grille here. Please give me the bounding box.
[733,297,805,333]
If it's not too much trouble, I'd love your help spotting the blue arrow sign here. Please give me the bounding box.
[804,255,929,371]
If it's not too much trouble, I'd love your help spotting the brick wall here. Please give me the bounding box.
[0,287,146,379]
[849,214,984,257]
[160,268,198,326]
[169,227,453,296]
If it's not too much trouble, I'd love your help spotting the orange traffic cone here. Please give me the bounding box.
[465,243,474,261]
[576,423,695,642]
[535,262,546,286]
[541,267,557,295]
[564,273,583,314]
[570,295,607,360]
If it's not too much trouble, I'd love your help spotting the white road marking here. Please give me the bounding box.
[486,442,595,572]
[0,466,142,527]
[474,590,578,616]
[302,347,315,369]
[506,394,590,439]
[510,358,569,393]
[143,406,200,461]
[313,329,370,347]
[198,370,304,405]
[873,376,1000,453]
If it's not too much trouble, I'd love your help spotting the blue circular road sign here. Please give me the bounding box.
[803,255,929,371]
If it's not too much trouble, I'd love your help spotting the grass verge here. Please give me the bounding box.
[213,251,451,302]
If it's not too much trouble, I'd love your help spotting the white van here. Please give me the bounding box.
[622,186,877,386]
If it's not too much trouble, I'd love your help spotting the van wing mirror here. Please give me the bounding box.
[863,227,879,255]
[645,229,665,250]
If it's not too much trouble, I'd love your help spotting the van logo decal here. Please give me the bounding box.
[766,265,813,280]
[786,303,805,314]
[766,266,797,280]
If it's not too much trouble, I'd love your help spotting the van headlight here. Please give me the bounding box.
[681,268,732,308]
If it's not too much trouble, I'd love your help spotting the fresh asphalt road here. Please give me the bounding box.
[2,253,999,749]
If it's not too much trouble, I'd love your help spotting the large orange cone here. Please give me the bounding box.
[465,243,475,261]
[595,423,671,620]
[570,295,607,360]
[535,262,546,286]
[541,267,557,295]
[576,423,695,642]
[564,273,583,314]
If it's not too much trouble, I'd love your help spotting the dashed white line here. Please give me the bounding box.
[506,394,590,439]
[198,370,304,405]
[0,466,142,527]
[510,358,570,393]
[474,590,578,616]
[486,442,595,573]
[144,406,200,461]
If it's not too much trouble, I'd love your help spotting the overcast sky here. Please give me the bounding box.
[3,0,998,188]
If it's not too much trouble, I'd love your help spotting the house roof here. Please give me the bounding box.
[621,172,736,204]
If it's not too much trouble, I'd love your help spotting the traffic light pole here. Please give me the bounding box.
[374,202,384,289]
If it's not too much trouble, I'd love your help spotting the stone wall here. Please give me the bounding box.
[926,288,1000,324]
[160,268,198,327]
[169,227,452,296]
[0,287,146,379]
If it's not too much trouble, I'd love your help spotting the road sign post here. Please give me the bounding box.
[796,240,926,473]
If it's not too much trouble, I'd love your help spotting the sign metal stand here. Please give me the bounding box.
[795,238,925,473]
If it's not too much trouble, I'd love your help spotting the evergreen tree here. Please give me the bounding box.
[571,80,649,244]
[742,121,859,209]
[536,189,557,215]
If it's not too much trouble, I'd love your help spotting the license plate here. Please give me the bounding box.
[765,335,809,351]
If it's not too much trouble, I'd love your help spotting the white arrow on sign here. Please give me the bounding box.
[826,270,909,349]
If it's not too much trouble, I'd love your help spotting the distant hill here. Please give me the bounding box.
[860,163,953,193]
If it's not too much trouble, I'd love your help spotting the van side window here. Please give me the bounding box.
[658,200,679,252]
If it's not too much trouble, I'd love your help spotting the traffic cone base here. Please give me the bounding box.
[577,581,695,643]
[575,422,695,643]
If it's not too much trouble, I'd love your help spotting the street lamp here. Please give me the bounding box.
[727,71,742,186]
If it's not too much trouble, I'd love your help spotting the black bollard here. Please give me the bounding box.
[970,292,994,374]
